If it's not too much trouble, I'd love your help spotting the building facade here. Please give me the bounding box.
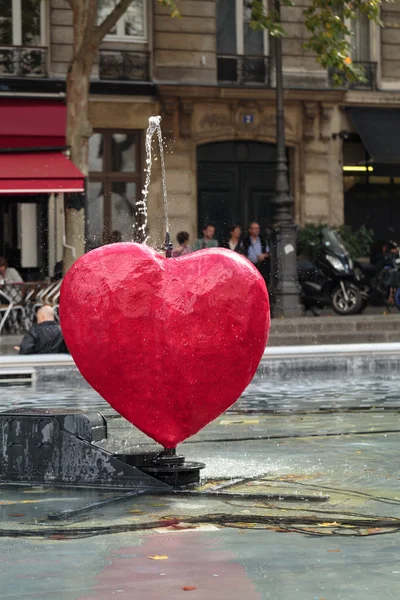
[1,0,400,275]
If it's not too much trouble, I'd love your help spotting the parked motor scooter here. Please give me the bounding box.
[298,227,362,316]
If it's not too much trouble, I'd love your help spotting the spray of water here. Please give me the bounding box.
[138,116,169,245]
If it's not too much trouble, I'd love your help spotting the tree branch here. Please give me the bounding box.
[91,0,134,47]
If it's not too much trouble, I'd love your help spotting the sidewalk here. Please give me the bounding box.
[0,334,20,356]
[1,308,400,354]
[269,311,400,345]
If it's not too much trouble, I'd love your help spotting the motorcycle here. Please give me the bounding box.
[297,227,362,316]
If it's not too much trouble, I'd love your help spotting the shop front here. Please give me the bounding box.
[343,107,400,241]
[0,99,85,279]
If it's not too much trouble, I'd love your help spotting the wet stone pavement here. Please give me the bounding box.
[1,372,400,598]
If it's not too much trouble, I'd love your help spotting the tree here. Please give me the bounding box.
[161,0,382,84]
[64,0,149,272]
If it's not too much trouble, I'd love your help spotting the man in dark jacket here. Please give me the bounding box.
[17,306,69,355]
[243,222,271,285]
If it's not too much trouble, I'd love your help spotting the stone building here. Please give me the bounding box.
[1,0,400,276]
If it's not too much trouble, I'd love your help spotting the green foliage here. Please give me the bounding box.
[336,224,375,259]
[298,223,325,260]
[158,0,383,83]
[298,223,374,259]
[157,0,181,18]
[303,0,382,84]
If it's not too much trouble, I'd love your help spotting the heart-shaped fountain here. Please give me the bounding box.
[60,242,270,448]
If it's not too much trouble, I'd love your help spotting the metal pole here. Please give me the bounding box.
[270,0,302,317]
[165,231,173,258]
[83,179,88,254]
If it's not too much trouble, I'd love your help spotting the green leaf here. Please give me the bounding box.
[298,223,374,260]
[157,0,181,17]
[247,0,382,83]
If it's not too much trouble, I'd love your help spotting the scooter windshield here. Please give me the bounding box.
[321,228,347,257]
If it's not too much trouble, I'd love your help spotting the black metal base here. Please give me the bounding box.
[116,448,205,488]
[0,409,205,490]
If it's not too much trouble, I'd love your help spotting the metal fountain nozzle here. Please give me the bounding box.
[165,231,173,258]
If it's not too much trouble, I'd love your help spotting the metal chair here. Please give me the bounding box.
[51,287,62,322]
[22,283,43,331]
[43,280,62,306]
[28,280,63,325]
[0,289,26,334]
[53,304,60,322]
[33,281,58,313]
[0,290,13,335]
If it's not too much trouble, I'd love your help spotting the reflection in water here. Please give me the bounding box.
[3,372,400,414]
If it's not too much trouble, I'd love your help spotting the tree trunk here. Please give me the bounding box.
[62,0,138,274]
[64,54,94,273]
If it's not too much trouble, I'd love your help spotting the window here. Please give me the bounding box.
[88,131,142,248]
[216,0,269,85]
[216,0,267,56]
[0,0,46,76]
[328,8,375,88]
[351,11,370,62]
[216,0,236,55]
[0,0,44,46]
[98,0,147,42]
[339,8,371,63]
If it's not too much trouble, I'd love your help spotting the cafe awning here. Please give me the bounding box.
[0,151,85,194]
[345,107,400,164]
[0,99,66,149]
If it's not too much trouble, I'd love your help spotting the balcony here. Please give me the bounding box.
[217,54,271,86]
[328,61,377,91]
[99,50,150,82]
[0,45,47,77]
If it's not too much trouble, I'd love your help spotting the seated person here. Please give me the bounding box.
[16,306,69,355]
[0,256,23,284]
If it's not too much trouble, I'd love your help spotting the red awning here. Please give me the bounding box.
[0,152,85,194]
[0,99,66,148]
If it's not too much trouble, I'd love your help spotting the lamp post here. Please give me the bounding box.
[270,0,302,317]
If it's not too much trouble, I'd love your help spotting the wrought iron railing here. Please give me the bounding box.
[99,50,150,81]
[217,54,271,86]
[0,45,47,77]
[328,61,377,91]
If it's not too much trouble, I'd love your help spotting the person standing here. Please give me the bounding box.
[173,231,192,257]
[193,224,219,251]
[243,222,270,285]
[16,306,69,355]
[222,225,244,253]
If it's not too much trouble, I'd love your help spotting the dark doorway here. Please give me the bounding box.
[197,141,280,242]
[0,196,48,280]
[344,169,400,242]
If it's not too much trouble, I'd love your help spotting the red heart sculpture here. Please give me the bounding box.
[60,244,270,448]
